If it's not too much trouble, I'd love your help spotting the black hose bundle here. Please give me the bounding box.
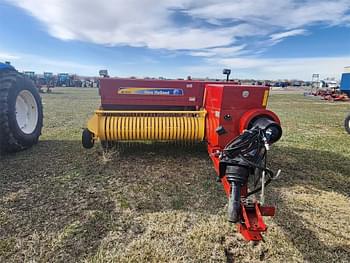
[221,127,277,197]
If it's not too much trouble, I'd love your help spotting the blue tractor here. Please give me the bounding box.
[340,69,350,134]
[0,62,43,154]
[340,69,350,96]
[56,73,73,87]
[37,72,55,93]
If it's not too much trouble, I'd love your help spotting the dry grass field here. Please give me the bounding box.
[0,87,349,262]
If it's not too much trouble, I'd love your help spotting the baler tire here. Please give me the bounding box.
[82,129,94,149]
[0,69,43,154]
[345,114,350,134]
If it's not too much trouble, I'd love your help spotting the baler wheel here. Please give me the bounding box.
[82,128,94,149]
[345,114,350,134]
[0,69,43,154]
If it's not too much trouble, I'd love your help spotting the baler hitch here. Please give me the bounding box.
[219,119,282,240]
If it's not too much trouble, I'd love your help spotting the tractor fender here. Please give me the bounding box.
[239,109,280,134]
[0,62,15,71]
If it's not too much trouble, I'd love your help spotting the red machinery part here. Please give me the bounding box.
[99,78,238,110]
[239,109,280,134]
[238,203,276,241]
[203,83,281,241]
[204,84,273,148]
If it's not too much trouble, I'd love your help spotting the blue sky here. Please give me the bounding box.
[1,0,350,80]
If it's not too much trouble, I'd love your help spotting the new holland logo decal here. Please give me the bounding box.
[118,87,184,96]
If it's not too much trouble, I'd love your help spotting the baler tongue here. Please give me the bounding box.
[83,77,282,242]
[238,203,275,241]
[220,123,282,241]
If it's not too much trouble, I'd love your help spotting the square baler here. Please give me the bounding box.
[83,77,282,241]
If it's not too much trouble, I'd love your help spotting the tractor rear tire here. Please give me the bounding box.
[0,70,43,154]
[345,114,350,134]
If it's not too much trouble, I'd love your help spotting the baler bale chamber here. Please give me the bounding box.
[83,77,282,241]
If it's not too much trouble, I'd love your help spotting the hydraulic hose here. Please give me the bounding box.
[220,119,282,223]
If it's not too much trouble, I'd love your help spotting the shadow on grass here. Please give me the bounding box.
[269,188,350,262]
[104,141,227,214]
[269,145,350,197]
[266,146,350,262]
[0,140,225,262]
[0,141,349,262]
[0,140,118,262]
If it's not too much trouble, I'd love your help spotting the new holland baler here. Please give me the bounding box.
[82,77,282,241]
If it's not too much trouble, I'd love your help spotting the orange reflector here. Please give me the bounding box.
[262,90,269,107]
